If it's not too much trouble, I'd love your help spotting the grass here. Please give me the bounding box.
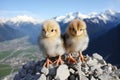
[0,64,12,78]
[0,63,19,79]
[0,49,23,60]
[0,64,10,67]
[0,46,39,78]
[24,47,38,53]
[0,68,12,78]
[9,50,23,58]
[0,50,21,78]
[0,47,38,60]
[25,54,38,60]
[0,50,13,60]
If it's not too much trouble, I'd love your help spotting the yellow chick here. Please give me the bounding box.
[38,20,65,67]
[63,19,89,63]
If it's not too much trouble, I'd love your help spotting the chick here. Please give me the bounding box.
[38,20,65,67]
[64,19,89,63]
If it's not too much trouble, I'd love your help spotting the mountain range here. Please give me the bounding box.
[0,9,120,66]
[0,10,120,42]
[84,23,120,66]
[0,24,25,42]
[0,15,41,44]
[55,10,120,39]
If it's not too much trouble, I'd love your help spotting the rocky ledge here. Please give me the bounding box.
[14,53,120,80]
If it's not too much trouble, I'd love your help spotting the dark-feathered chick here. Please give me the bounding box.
[63,19,89,63]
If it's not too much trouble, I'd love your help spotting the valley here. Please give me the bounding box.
[0,37,43,79]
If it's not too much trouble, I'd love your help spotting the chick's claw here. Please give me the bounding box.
[44,58,53,68]
[79,52,86,63]
[54,56,63,66]
[68,54,77,64]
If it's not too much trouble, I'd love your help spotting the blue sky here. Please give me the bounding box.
[0,0,120,19]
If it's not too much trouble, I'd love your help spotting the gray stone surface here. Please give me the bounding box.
[38,74,46,80]
[55,64,70,80]
[41,67,49,75]
[93,53,103,60]
[14,53,120,80]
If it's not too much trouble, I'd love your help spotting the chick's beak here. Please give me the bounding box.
[76,31,82,36]
[45,32,49,36]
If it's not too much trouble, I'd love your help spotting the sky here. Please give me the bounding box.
[0,0,120,19]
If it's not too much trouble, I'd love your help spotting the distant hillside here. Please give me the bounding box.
[0,24,25,42]
[0,37,42,79]
[85,23,120,66]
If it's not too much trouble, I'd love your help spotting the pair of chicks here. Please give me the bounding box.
[39,19,89,68]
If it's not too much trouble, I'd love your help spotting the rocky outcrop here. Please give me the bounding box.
[14,53,120,80]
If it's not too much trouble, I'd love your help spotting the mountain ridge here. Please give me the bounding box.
[85,23,120,66]
[0,10,120,25]
[0,10,120,44]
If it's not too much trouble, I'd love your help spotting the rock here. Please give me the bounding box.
[98,59,107,65]
[69,68,75,74]
[93,68,103,77]
[75,61,82,79]
[36,72,40,75]
[68,74,76,80]
[23,61,36,70]
[80,74,88,80]
[14,74,21,80]
[38,74,46,80]
[49,66,57,76]
[81,63,89,74]
[93,53,103,60]
[19,68,27,78]
[14,53,120,80]
[91,76,96,80]
[86,57,98,67]
[41,67,49,75]
[22,73,35,80]
[109,73,120,80]
[114,69,120,77]
[98,72,120,80]
[55,64,70,80]
[36,65,42,73]
[87,57,102,71]
[46,76,53,80]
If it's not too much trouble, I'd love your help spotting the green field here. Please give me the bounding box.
[0,37,42,79]
[0,50,13,60]
[0,46,41,79]
[0,63,18,79]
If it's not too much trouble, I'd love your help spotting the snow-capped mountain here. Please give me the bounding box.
[1,9,120,27]
[54,9,120,29]
[54,10,120,39]
[0,15,41,25]
[54,10,120,24]
[0,15,42,44]
[0,10,120,43]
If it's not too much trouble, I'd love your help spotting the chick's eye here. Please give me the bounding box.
[80,29,83,31]
[51,29,54,32]
[42,29,45,31]
[72,28,75,31]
